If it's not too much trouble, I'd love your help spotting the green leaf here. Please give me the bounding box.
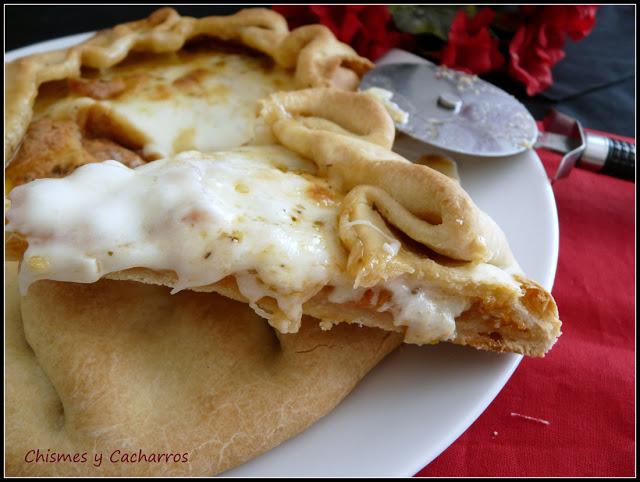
[390,5,477,40]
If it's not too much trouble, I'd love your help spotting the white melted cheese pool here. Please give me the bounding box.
[8,146,341,307]
[6,146,472,341]
[36,49,295,158]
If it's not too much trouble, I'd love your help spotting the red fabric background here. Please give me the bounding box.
[416,130,636,477]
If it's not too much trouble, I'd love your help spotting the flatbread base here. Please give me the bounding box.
[5,262,401,476]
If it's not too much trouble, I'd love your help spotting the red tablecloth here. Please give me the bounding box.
[417,131,636,477]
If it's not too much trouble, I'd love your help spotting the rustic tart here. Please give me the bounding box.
[4,7,561,477]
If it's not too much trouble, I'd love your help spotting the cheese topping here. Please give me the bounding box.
[6,147,475,343]
[7,146,342,313]
[34,47,296,158]
[383,279,470,343]
[327,278,470,343]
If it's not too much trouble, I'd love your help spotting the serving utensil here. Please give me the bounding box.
[360,62,635,182]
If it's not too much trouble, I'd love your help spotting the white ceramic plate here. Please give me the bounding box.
[5,36,558,477]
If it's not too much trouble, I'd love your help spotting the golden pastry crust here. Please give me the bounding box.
[5,7,372,164]
[258,89,515,267]
[5,118,145,187]
[6,88,561,356]
[5,262,401,476]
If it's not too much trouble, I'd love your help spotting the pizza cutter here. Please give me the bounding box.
[360,63,635,181]
[360,63,538,158]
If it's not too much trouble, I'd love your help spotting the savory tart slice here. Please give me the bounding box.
[5,7,371,186]
[6,88,561,356]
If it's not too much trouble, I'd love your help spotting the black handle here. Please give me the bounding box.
[601,138,635,181]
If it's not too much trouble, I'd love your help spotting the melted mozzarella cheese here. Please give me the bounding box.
[7,145,479,342]
[7,147,344,322]
[383,279,470,343]
[327,277,471,343]
[35,50,296,158]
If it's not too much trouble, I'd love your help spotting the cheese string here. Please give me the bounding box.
[341,219,401,255]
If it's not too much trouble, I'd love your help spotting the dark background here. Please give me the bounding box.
[5,5,635,137]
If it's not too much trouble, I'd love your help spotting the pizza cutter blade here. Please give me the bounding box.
[360,63,538,158]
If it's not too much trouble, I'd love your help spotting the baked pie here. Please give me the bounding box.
[5,7,561,477]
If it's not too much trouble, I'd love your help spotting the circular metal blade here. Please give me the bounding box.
[360,63,538,157]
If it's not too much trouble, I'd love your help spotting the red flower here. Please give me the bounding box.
[560,5,598,41]
[509,6,598,96]
[272,5,412,61]
[439,8,505,75]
